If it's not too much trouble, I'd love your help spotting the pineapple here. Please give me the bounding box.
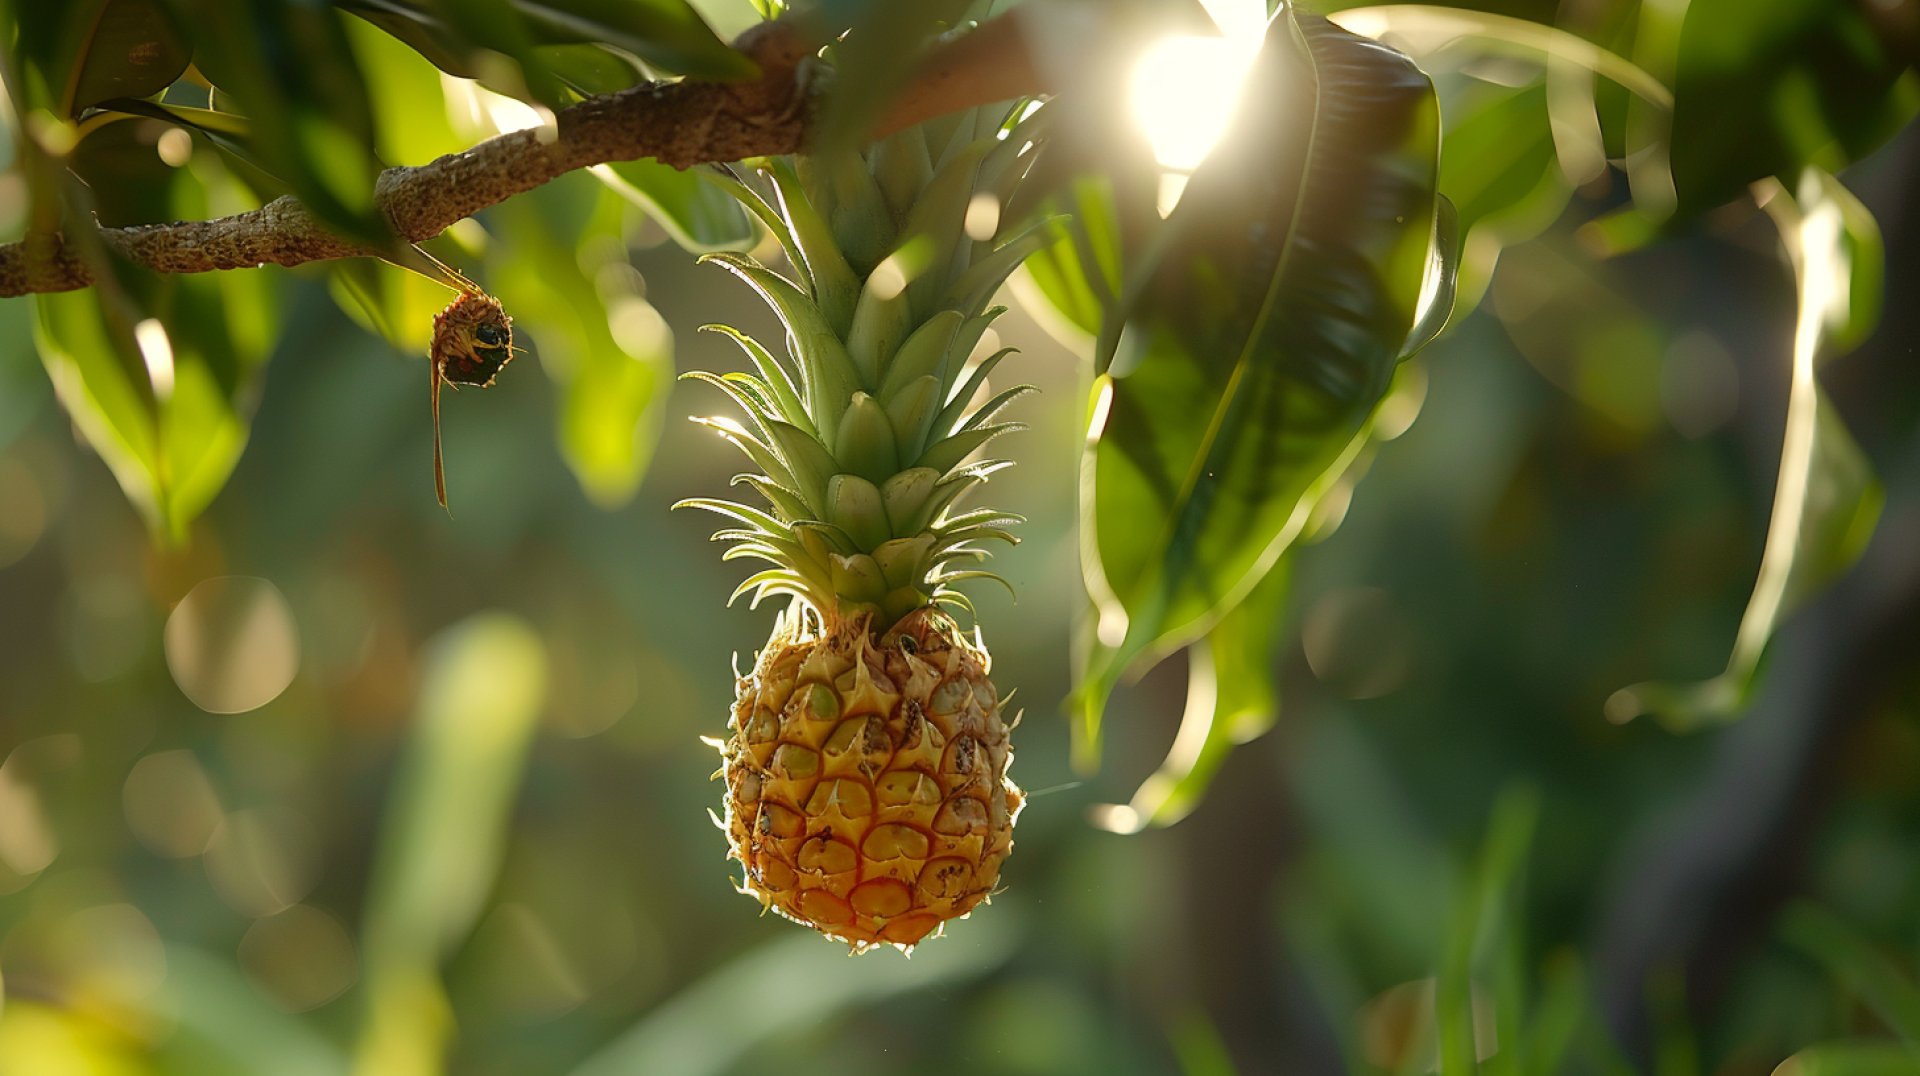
[683,101,1048,949]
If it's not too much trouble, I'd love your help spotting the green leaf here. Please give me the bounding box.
[31,153,277,543]
[1663,0,1919,219]
[594,161,753,252]
[345,10,467,164]
[1432,78,1569,312]
[1437,786,1538,1076]
[356,613,548,1074]
[1075,11,1447,764]
[810,0,974,154]
[173,0,388,242]
[1609,169,1883,730]
[12,0,191,117]
[490,177,673,508]
[333,0,748,95]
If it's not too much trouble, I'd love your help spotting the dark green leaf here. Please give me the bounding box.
[1664,0,1919,218]
[12,0,191,117]
[1074,12,1447,761]
[333,0,748,98]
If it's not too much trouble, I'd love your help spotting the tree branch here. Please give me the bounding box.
[0,14,1047,298]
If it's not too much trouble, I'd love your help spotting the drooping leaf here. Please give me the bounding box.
[594,161,754,252]
[1074,11,1448,763]
[1609,168,1882,730]
[32,152,277,544]
[1431,78,1569,311]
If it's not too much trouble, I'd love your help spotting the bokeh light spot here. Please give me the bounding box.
[0,455,47,569]
[203,806,319,918]
[164,576,301,714]
[1303,586,1416,700]
[238,904,359,1012]
[122,750,224,859]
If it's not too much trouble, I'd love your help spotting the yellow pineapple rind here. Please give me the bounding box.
[718,606,1023,952]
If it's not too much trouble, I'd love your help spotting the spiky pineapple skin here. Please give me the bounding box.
[721,607,1022,949]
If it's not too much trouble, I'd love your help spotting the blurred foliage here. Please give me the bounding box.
[3,0,1920,1073]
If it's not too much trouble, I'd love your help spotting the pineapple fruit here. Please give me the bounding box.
[683,102,1048,949]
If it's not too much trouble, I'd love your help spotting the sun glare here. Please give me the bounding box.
[1128,2,1268,181]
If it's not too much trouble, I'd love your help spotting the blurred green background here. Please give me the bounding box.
[4,1,1920,1074]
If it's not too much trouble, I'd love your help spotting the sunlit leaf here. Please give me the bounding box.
[31,148,276,543]
[345,11,466,165]
[489,177,673,508]
[1431,78,1569,311]
[1074,11,1448,764]
[1010,176,1122,346]
[1609,168,1883,729]
[594,161,753,252]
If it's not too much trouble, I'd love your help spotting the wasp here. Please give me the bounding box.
[406,248,520,509]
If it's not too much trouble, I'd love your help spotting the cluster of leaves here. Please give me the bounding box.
[2,0,762,538]
[1011,0,1915,826]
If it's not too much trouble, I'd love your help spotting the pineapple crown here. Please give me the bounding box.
[678,102,1052,631]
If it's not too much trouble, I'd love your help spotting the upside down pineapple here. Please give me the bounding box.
[683,100,1048,949]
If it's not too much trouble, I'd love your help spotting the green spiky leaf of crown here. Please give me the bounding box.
[678,104,1050,629]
